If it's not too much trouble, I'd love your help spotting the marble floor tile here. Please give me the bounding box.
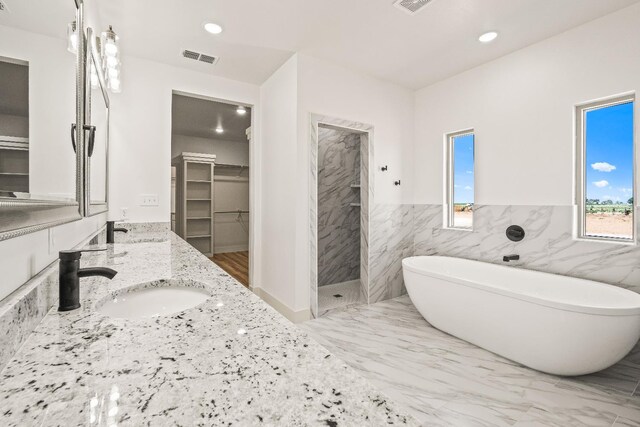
[318,280,364,316]
[300,295,640,427]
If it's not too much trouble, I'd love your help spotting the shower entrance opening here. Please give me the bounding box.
[310,115,373,318]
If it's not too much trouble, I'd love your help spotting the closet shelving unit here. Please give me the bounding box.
[172,152,216,256]
[0,136,29,193]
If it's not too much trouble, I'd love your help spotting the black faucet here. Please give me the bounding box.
[106,220,128,244]
[503,254,520,262]
[58,250,117,312]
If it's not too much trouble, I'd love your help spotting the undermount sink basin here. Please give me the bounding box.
[97,280,211,319]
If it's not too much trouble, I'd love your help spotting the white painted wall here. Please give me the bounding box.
[258,53,415,313]
[171,135,249,165]
[258,55,298,309]
[295,54,415,312]
[108,55,260,222]
[297,54,415,205]
[413,3,640,206]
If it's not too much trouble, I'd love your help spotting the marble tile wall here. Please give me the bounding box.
[414,204,640,294]
[317,126,361,287]
[369,204,414,304]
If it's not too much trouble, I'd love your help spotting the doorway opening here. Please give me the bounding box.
[310,115,373,318]
[171,92,252,287]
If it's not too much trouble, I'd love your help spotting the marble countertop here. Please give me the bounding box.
[0,230,417,426]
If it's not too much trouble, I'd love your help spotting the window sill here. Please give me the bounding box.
[443,226,474,232]
[574,236,636,246]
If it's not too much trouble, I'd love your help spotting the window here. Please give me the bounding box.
[576,95,635,241]
[446,130,475,229]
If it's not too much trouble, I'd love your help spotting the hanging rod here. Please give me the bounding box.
[215,163,249,169]
[214,210,249,214]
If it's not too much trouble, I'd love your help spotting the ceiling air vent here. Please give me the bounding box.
[0,1,10,12]
[181,50,219,65]
[393,0,433,15]
[199,54,217,65]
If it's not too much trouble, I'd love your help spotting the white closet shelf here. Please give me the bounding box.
[187,198,211,201]
[187,179,211,183]
[187,217,211,220]
[187,234,211,239]
[0,172,29,176]
[350,183,361,188]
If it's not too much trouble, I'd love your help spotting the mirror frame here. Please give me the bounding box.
[0,0,84,241]
[84,27,110,217]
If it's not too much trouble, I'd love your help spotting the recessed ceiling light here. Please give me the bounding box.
[204,22,223,35]
[479,31,498,43]
[215,126,224,134]
[236,106,246,115]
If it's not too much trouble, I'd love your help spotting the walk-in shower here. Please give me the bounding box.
[309,115,373,318]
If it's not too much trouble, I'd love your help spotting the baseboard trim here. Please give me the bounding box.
[252,287,311,324]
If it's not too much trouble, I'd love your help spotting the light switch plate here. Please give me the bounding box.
[139,194,159,206]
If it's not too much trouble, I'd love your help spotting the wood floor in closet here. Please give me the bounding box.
[210,251,249,287]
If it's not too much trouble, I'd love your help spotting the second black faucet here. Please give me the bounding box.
[107,220,128,244]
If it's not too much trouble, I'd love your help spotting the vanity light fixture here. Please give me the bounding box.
[215,126,224,134]
[67,21,78,54]
[478,31,498,43]
[103,26,119,56]
[101,25,122,93]
[204,22,223,35]
[236,106,247,115]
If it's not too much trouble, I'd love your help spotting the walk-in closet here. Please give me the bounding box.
[171,93,251,287]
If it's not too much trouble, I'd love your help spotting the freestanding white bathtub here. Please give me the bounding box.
[402,256,640,376]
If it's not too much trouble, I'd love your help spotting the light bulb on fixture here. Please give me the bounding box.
[67,21,78,54]
[103,25,120,57]
[110,78,121,93]
[106,56,119,68]
[215,126,224,134]
[108,68,119,79]
[236,106,246,115]
[90,73,99,89]
[478,31,498,43]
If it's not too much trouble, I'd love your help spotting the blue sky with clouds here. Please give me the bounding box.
[585,101,634,204]
[453,133,474,204]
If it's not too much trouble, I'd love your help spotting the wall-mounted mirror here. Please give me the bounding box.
[85,28,109,216]
[0,0,81,239]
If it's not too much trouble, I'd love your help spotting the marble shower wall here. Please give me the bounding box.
[414,204,640,294]
[317,126,361,287]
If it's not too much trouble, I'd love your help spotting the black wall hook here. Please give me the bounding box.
[381,165,388,172]
[394,180,401,186]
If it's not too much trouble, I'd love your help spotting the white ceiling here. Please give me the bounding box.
[171,94,251,142]
[1,0,639,89]
[96,0,640,89]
